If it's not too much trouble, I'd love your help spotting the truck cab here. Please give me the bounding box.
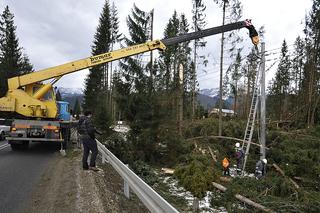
[57,101,71,121]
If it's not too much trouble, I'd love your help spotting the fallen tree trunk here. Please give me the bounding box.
[208,146,217,162]
[187,135,269,150]
[272,163,300,189]
[212,182,275,213]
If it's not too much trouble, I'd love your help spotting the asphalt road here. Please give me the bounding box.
[0,140,60,213]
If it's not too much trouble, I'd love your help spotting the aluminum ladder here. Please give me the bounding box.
[241,60,262,176]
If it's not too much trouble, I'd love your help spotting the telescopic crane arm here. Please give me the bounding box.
[8,19,259,90]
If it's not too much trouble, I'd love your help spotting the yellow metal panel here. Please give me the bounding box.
[43,99,58,118]
[0,96,15,112]
[1,89,57,118]
[33,84,53,99]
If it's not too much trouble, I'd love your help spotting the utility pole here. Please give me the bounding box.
[260,42,266,160]
[218,0,227,136]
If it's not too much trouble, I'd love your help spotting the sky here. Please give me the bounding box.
[0,0,313,90]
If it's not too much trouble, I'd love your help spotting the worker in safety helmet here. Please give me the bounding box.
[222,157,230,176]
[255,158,267,180]
[235,142,244,173]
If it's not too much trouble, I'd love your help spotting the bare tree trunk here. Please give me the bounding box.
[218,1,226,136]
[192,39,197,120]
[109,40,115,121]
[149,9,154,81]
[311,94,320,126]
[307,64,314,128]
[234,80,238,113]
[272,163,300,190]
[178,64,184,136]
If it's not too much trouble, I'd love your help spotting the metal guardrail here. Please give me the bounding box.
[96,140,179,213]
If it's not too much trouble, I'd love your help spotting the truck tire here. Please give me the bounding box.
[9,141,29,150]
[61,127,71,150]
[0,132,4,141]
[10,143,21,151]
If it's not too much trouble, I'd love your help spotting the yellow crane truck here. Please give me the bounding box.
[0,19,259,150]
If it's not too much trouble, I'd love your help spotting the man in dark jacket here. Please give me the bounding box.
[78,111,100,171]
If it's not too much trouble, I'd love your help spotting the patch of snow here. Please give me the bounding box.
[160,175,227,212]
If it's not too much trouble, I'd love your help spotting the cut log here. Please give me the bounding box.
[293,176,303,181]
[219,176,232,182]
[272,163,300,189]
[208,146,217,162]
[212,182,275,213]
[161,168,175,174]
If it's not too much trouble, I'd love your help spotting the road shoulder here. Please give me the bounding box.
[26,148,148,213]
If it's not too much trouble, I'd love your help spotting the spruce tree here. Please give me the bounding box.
[226,49,242,112]
[159,10,180,91]
[55,90,62,101]
[109,2,121,121]
[82,0,112,129]
[270,40,291,120]
[191,0,207,119]
[178,14,195,119]
[0,6,33,97]
[213,0,243,135]
[291,36,305,94]
[240,47,259,118]
[303,0,320,126]
[117,3,151,105]
[73,98,81,117]
[114,4,161,163]
[290,36,305,123]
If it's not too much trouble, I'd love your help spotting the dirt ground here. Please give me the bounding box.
[27,148,149,213]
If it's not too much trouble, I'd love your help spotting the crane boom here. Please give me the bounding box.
[7,19,258,91]
[162,19,258,46]
[7,40,166,90]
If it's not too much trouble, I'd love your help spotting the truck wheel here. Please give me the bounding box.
[10,143,21,151]
[0,132,4,141]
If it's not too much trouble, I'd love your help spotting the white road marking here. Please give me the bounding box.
[0,143,10,150]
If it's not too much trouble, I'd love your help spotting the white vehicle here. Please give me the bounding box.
[0,119,11,141]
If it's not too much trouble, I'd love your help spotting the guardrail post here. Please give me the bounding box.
[102,154,106,164]
[124,179,130,199]
[124,163,130,198]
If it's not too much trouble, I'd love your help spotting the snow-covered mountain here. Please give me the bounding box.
[58,87,83,96]
[198,88,234,110]
[199,88,219,98]
[57,87,83,109]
